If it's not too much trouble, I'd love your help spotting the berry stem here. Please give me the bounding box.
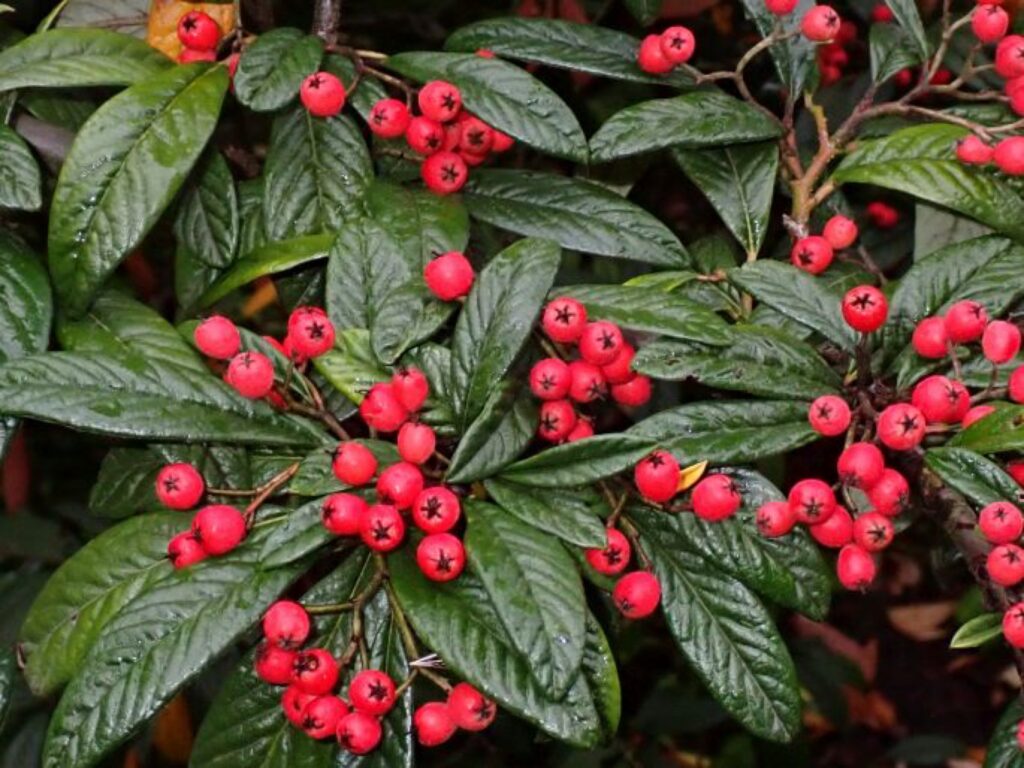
[385,580,451,691]
[243,462,300,525]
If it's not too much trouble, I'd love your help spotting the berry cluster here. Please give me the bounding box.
[157,461,246,566]
[636,26,696,75]
[532,297,652,443]
[176,10,223,63]
[790,214,858,275]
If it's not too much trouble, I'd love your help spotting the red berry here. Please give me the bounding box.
[788,478,837,524]
[957,134,995,165]
[227,52,240,80]
[178,48,216,64]
[808,394,851,436]
[613,571,661,619]
[852,512,894,552]
[810,504,854,548]
[491,129,514,153]
[227,351,275,398]
[893,68,914,88]
[194,315,240,359]
[392,367,429,412]
[418,81,462,122]
[871,3,895,22]
[542,297,588,343]
[877,403,926,451]
[602,344,636,385]
[417,532,466,582]
[349,669,396,716]
[282,685,316,726]
[912,375,962,423]
[529,358,572,400]
[414,701,457,747]
[368,98,410,138]
[282,334,308,366]
[360,504,405,552]
[405,116,445,155]
[611,375,652,406]
[447,683,497,731]
[820,43,848,68]
[321,493,367,536]
[983,320,1022,364]
[333,442,378,486]
[568,360,607,403]
[177,10,221,50]
[912,316,949,358]
[292,648,339,695]
[538,399,576,442]
[867,468,909,517]
[963,404,996,428]
[842,285,888,333]
[397,422,436,465]
[255,642,296,685]
[168,531,206,568]
[989,543,1024,586]
[566,418,595,441]
[376,462,424,509]
[337,711,382,754]
[837,544,877,590]
[459,115,494,154]
[659,26,695,64]
[945,300,989,343]
[790,235,834,275]
[301,696,349,740]
[359,383,409,433]
[1012,366,1024,403]
[1011,88,1024,117]
[637,34,674,74]
[287,307,335,358]
[579,321,624,365]
[1007,460,1024,486]
[424,251,474,300]
[818,63,841,86]
[756,500,797,538]
[585,528,632,575]
[263,600,310,649]
[691,473,741,522]
[802,5,841,41]
[866,201,899,228]
[765,0,799,14]
[300,72,346,118]
[1017,719,1024,751]
[980,501,1024,544]
[155,463,205,510]
[837,442,885,488]
[421,151,468,194]
[823,214,858,249]
[1004,602,1024,648]
[994,136,1024,174]
[191,504,245,555]
[996,35,1024,78]
[412,486,461,533]
[634,450,679,503]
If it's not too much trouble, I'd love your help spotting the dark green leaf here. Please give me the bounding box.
[924,448,1020,508]
[0,124,41,210]
[48,63,228,316]
[313,329,389,404]
[386,52,587,162]
[464,169,688,266]
[0,648,13,733]
[949,613,1003,649]
[884,0,930,59]
[370,282,454,365]
[623,0,661,25]
[233,28,323,112]
[53,0,150,34]
[446,384,536,483]
[174,151,238,269]
[325,217,408,332]
[257,496,335,568]
[19,90,97,131]
[984,699,1024,768]
[0,232,51,363]
[869,23,921,85]
[500,434,655,488]
[484,478,606,548]
[739,0,817,92]
[323,54,387,121]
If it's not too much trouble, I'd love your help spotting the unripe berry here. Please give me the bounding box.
[406,116,445,155]
[530,358,572,400]
[945,300,989,343]
[810,504,854,548]
[808,394,851,436]
[585,528,632,575]
[963,404,996,429]
[837,442,885,488]
[447,683,497,731]
[192,504,246,555]
[566,418,596,441]
[866,201,899,228]
[842,285,888,333]
[579,321,625,366]
[983,320,1022,364]
[756,500,797,538]
[912,316,949,358]
[194,315,240,359]
[867,468,910,516]
[790,235,834,275]
[1012,366,1024,403]
[417,532,466,582]
[538,399,576,442]
[156,463,205,510]
[397,422,436,465]
[168,531,206,568]
[634,450,680,503]
[765,0,799,14]
[282,685,316,726]
[424,251,474,300]
[912,375,962,423]
[980,501,1024,544]
[459,115,494,154]
[972,5,1009,43]
[837,544,877,590]
[542,297,587,343]
[789,478,837,525]
[255,642,296,685]
[691,473,741,522]
[301,696,349,739]
[568,360,607,403]
[333,441,378,486]
[359,383,409,433]
[360,504,405,552]
[421,151,468,194]
[418,80,462,122]
[412,486,461,533]
[853,511,894,552]
[287,306,335,358]
[300,72,346,118]
[659,26,695,64]
[956,135,994,165]
[602,344,636,385]
[392,367,429,412]
[367,98,410,138]
[802,5,841,41]
[611,374,652,406]
[414,701,457,747]
[637,34,674,74]
[177,10,221,50]
[349,669,396,716]
[263,600,310,649]
[823,214,858,249]
[1004,602,1024,648]
[321,493,367,536]
[989,543,1024,586]
[877,403,926,451]
[613,571,661,619]
[996,36,1024,79]
[376,462,424,509]
[227,351,275,398]
[337,711,382,754]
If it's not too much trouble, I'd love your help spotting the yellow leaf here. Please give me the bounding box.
[677,459,708,491]
[147,0,236,59]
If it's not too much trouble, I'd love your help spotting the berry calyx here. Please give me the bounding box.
[333,442,378,486]
[411,486,461,533]
[823,214,858,249]
[359,383,409,433]
[691,473,741,522]
[837,544,877,590]
[634,450,680,503]
[983,320,1022,364]
[360,504,405,552]
[912,316,949,359]
[292,648,339,695]
[337,711,382,754]
[418,80,462,122]
[842,285,888,333]
[447,683,497,731]
[568,360,607,403]
[537,399,576,442]
[790,235,834,274]
[177,11,221,50]
[227,351,275,399]
[808,394,851,436]
[424,251,474,300]
[877,403,926,451]
[349,669,396,716]
[300,72,346,118]
[945,300,989,343]
[809,504,854,548]
[367,98,410,138]
[756,500,797,538]
[376,462,424,509]
[585,528,632,575]
[788,478,837,525]
[979,501,1024,544]
[416,532,466,582]
[659,26,695,64]
[837,442,885,488]
[191,504,246,555]
[637,34,674,74]
[421,151,468,194]
[459,115,494,154]
[287,307,335,358]
[988,543,1024,586]
[301,696,349,740]
[194,315,240,360]
[613,571,662,619]
[542,297,587,343]
[867,468,910,516]
[611,374,652,407]
[852,512,895,552]
[802,5,841,42]
[168,531,206,568]
[406,116,445,155]
[530,358,572,400]
[392,367,430,412]
[397,422,436,465]
[579,321,625,366]
[155,463,205,510]
[255,642,296,685]
[321,493,367,536]
[414,701,458,747]
[263,600,310,650]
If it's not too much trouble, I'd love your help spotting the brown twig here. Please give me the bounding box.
[244,462,300,525]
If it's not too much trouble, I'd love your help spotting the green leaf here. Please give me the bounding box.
[589,90,782,163]
[672,143,777,256]
[630,505,802,742]
[289,440,399,497]
[325,216,408,331]
[950,405,1024,455]
[465,500,586,696]
[500,434,655,488]
[174,151,238,269]
[463,169,688,267]
[884,0,930,59]
[869,23,921,85]
[629,400,819,466]
[48,63,228,316]
[0,29,170,92]
[739,0,817,93]
[0,648,13,733]
[949,613,1003,649]
[924,448,1020,508]
[322,54,387,122]
[484,478,606,549]
[0,232,51,363]
[42,528,306,768]
[18,512,182,696]
[0,351,321,446]
[446,384,536,483]
[450,237,560,427]
[623,0,661,25]
[985,699,1024,768]
[729,260,859,349]
[386,51,587,162]
[363,180,469,271]
[0,124,41,210]
[832,125,1024,243]
[445,17,692,87]
[257,496,335,569]
[20,89,97,131]
[263,107,372,241]
[313,329,389,404]
[370,282,454,366]
[558,283,731,345]
[233,28,323,112]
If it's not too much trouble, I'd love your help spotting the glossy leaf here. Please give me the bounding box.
[500,434,655,487]
[258,496,338,569]
[233,28,323,112]
[312,329,389,404]
[870,23,921,85]
[0,124,41,211]
[325,217,408,332]
[984,699,1024,768]
[924,448,1021,509]
[949,613,1003,649]
[174,151,238,269]
[0,232,51,364]
[370,281,455,365]
[949,405,1024,455]
[739,0,817,92]
[446,384,536,483]
[885,0,929,59]
[484,478,607,548]
[0,648,13,733]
